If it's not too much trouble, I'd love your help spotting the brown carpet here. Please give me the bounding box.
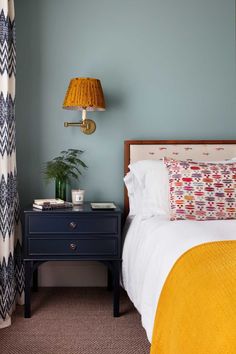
[0,288,150,354]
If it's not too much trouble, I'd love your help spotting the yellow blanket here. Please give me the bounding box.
[150,241,236,354]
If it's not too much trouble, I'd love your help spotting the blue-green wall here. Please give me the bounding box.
[15,0,236,207]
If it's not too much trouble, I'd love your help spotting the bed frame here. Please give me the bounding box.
[124,140,236,217]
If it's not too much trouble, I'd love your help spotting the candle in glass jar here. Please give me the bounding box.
[71,189,85,205]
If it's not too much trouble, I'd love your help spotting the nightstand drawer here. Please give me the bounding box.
[27,215,118,235]
[28,238,118,256]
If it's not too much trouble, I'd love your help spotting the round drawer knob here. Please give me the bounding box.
[70,243,77,251]
[69,221,77,230]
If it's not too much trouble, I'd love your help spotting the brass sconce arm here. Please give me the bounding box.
[64,121,83,127]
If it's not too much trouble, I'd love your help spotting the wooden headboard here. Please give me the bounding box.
[124,140,236,217]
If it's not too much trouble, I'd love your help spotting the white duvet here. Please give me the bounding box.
[122,215,236,342]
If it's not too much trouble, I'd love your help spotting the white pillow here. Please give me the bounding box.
[128,160,162,187]
[129,160,170,218]
[124,172,143,216]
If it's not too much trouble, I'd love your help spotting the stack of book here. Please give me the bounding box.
[33,199,73,210]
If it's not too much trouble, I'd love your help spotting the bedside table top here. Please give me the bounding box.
[24,202,122,214]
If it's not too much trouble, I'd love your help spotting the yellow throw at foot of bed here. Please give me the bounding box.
[150,241,236,354]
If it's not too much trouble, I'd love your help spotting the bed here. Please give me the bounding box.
[122,140,236,353]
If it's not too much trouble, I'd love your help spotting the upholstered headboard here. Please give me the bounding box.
[124,140,236,217]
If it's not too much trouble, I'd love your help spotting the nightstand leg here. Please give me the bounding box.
[113,261,120,317]
[24,261,32,318]
[107,267,113,291]
[32,268,38,292]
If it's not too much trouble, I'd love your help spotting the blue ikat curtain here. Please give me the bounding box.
[0,0,24,328]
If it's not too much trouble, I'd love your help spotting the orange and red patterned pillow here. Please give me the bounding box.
[164,157,236,221]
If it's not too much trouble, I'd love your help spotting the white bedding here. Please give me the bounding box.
[122,215,236,342]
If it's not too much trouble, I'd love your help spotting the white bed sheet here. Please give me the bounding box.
[122,215,236,342]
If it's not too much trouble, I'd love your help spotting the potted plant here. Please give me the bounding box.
[43,149,87,200]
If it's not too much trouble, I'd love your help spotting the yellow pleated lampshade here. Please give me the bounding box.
[63,77,106,111]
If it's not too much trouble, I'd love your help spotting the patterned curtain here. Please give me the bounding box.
[0,0,24,328]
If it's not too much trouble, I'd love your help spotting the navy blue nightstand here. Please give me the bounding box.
[23,203,122,318]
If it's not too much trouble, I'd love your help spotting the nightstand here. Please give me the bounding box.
[23,203,122,318]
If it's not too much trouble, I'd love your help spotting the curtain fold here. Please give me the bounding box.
[0,0,24,328]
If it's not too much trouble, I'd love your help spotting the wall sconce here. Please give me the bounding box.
[62,77,106,135]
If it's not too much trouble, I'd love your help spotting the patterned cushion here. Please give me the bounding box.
[164,157,236,221]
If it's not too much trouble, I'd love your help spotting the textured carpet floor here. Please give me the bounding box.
[0,288,150,354]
